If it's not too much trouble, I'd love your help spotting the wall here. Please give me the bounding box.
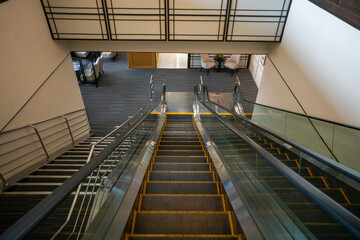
[257,0,360,126]
[0,0,85,131]
[256,0,360,128]
[254,0,360,170]
[249,55,266,88]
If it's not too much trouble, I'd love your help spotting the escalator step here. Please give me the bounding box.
[128,236,238,240]
[155,156,207,163]
[156,151,204,156]
[145,182,218,194]
[152,163,210,171]
[232,168,311,177]
[140,195,224,211]
[242,177,327,189]
[163,132,197,135]
[166,115,193,120]
[133,212,232,235]
[165,127,195,131]
[149,172,213,181]
[343,204,360,218]
[158,145,203,151]
[161,137,199,141]
[305,223,352,240]
[160,141,201,145]
[286,204,344,223]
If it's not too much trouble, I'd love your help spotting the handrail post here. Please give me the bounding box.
[29,125,50,162]
[149,75,154,101]
[199,76,204,100]
[0,173,8,188]
[62,116,75,146]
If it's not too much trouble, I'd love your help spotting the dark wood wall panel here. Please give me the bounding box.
[309,0,360,30]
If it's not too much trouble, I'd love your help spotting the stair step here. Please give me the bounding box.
[145,182,218,194]
[31,169,78,176]
[156,151,204,157]
[128,235,239,240]
[242,177,327,189]
[52,160,87,164]
[140,195,224,211]
[41,164,83,169]
[18,176,70,183]
[133,212,232,235]
[158,146,203,151]
[160,141,201,145]
[155,156,207,163]
[162,133,198,137]
[149,172,213,182]
[152,163,210,171]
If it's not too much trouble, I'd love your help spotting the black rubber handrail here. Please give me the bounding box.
[195,86,360,239]
[205,86,360,183]
[233,80,360,131]
[0,84,167,240]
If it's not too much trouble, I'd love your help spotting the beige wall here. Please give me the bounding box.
[249,55,266,88]
[256,0,360,128]
[0,0,85,131]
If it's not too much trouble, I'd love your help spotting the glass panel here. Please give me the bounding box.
[333,125,360,172]
[285,114,332,158]
[204,100,360,220]
[25,107,162,239]
[197,104,355,239]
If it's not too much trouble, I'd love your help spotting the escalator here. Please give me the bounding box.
[0,85,359,240]
[126,114,243,239]
[196,86,360,239]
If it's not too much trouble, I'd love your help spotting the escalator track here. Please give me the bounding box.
[198,99,360,240]
[125,114,244,240]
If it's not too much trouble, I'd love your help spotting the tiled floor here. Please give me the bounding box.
[157,53,188,69]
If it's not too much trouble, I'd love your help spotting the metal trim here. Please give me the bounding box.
[198,93,360,239]
[193,111,264,240]
[0,103,162,240]
[215,82,360,183]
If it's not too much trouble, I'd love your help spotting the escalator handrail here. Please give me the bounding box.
[0,85,167,240]
[195,88,360,239]
[234,81,360,131]
[206,86,360,183]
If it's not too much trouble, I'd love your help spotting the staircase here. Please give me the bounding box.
[126,114,243,240]
[0,136,117,234]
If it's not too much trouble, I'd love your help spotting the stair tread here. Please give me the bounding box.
[133,212,233,235]
[140,195,224,211]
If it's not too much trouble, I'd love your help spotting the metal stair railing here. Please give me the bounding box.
[0,84,167,240]
[50,108,144,240]
[0,109,91,189]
